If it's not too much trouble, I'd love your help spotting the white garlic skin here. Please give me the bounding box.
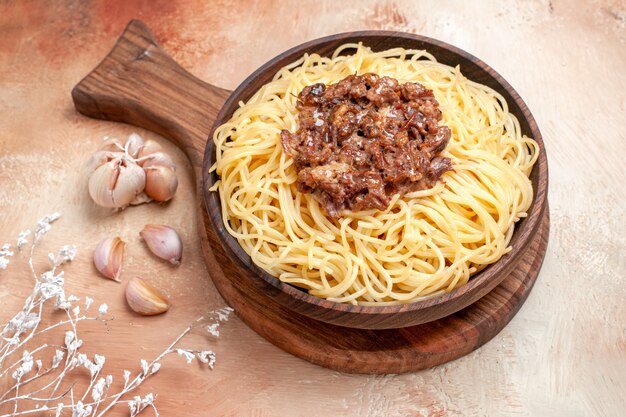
[137,139,163,159]
[130,192,152,206]
[141,152,177,170]
[88,158,146,208]
[93,236,125,282]
[99,137,125,153]
[125,133,145,158]
[86,150,118,174]
[140,224,183,265]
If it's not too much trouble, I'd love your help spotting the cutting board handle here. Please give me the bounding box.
[72,20,231,168]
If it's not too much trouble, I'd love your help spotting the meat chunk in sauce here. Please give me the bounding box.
[280,73,452,217]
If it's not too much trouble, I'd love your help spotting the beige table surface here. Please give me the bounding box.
[1,0,625,416]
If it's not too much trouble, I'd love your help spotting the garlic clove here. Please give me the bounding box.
[140,224,183,265]
[140,152,177,170]
[144,166,178,202]
[88,158,146,208]
[136,139,163,159]
[126,133,145,158]
[125,277,170,316]
[93,237,125,282]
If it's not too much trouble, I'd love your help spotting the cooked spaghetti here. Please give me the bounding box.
[210,44,539,305]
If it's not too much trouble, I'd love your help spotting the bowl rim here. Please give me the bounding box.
[202,30,548,318]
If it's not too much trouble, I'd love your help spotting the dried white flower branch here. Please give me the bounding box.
[0,214,233,416]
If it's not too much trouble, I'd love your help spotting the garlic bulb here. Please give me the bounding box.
[88,157,146,208]
[125,277,170,315]
[93,237,125,281]
[140,224,183,265]
[87,133,178,208]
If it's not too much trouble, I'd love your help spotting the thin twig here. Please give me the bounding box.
[94,317,203,417]
[1,214,232,417]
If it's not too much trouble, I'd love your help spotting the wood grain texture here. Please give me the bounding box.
[72,20,230,168]
[0,0,624,415]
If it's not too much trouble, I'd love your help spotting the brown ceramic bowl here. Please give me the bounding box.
[73,22,548,330]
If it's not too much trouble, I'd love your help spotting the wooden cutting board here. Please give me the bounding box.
[73,20,550,374]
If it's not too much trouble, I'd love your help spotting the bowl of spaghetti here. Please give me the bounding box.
[203,32,548,329]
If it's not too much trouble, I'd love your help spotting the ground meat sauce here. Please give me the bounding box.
[280,73,452,218]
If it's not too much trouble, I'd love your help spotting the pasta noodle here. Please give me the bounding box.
[210,44,539,305]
